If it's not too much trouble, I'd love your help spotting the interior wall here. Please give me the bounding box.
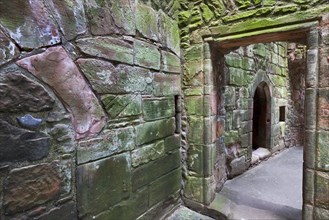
[0,0,182,219]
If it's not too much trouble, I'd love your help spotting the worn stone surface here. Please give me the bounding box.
[318,89,329,131]
[136,4,158,41]
[143,98,175,121]
[84,0,135,36]
[315,171,329,210]
[229,156,247,178]
[36,202,77,220]
[0,67,55,113]
[135,118,176,145]
[317,131,329,171]
[77,153,131,218]
[46,0,87,40]
[135,39,161,70]
[0,119,50,163]
[159,11,181,56]
[162,51,181,73]
[166,206,214,220]
[3,163,61,215]
[132,141,165,167]
[77,127,135,164]
[78,59,153,94]
[0,30,19,66]
[17,46,106,140]
[76,37,134,65]
[0,0,60,49]
[153,72,181,96]
[102,94,142,119]
[132,150,180,191]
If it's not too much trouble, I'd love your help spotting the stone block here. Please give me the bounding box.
[47,0,86,40]
[162,51,181,73]
[164,135,181,152]
[225,86,236,108]
[36,202,77,220]
[315,171,329,209]
[314,207,329,220]
[229,68,253,86]
[185,96,204,116]
[76,37,134,65]
[224,130,240,145]
[136,4,158,41]
[0,0,60,49]
[78,59,153,94]
[149,169,181,206]
[0,119,50,163]
[132,141,165,167]
[84,0,135,36]
[143,98,175,121]
[159,11,180,56]
[317,131,329,171]
[153,72,181,96]
[17,47,106,140]
[135,39,161,70]
[229,156,247,178]
[77,153,131,218]
[304,169,314,205]
[0,66,55,113]
[77,127,135,164]
[132,150,180,191]
[0,31,19,66]
[188,145,204,175]
[135,118,176,145]
[184,44,203,62]
[319,47,329,88]
[318,89,329,131]
[95,187,148,220]
[184,176,203,202]
[239,121,252,135]
[102,94,142,119]
[4,163,61,215]
[188,116,204,145]
[304,131,316,169]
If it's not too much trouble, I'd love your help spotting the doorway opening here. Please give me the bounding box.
[252,82,271,150]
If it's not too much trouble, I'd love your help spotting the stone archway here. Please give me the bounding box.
[252,81,271,150]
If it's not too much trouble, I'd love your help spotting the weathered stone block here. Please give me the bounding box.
[136,4,158,41]
[143,98,175,121]
[149,169,181,206]
[318,89,329,131]
[225,86,236,108]
[84,0,135,36]
[0,0,60,49]
[0,119,50,163]
[317,131,329,171]
[17,47,106,140]
[185,96,204,116]
[102,94,142,119]
[314,207,329,220]
[159,11,180,56]
[229,156,247,178]
[153,72,181,96]
[188,116,204,144]
[77,153,131,218]
[78,59,153,94]
[229,68,253,86]
[0,31,19,66]
[164,135,180,152]
[0,66,55,113]
[184,176,203,202]
[132,141,165,167]
[36,201,77,220]
[184,60,204,86]
[188,145,204,175]
[47,0,86,40]
[304,169,314,205]
[77,127,135,164]
[135,118,176,145]
[135,39,161,70]
[319,47,329,88]
[132,150,180,191]
[315,171,329,209]
[225,131,240,145]
[95,187,148,220]
[162,51,181,73]
[76,37,134,65]
[4,163,61,215]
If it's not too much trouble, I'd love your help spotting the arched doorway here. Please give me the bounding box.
[252,82,271,150]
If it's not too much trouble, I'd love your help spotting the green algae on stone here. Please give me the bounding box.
[317,131,329,171]
[235,0,252,9]
[76,37,134,65]
[200,3,214,23]
[188,116,204,144]
[159,11,181,56]
[184,176,204,201]
[135,39,161,70]
[185,96,204,116]
[136,3,158,41]
[132,141,165,167]
[143,98,175,121]
[162,50,181,73]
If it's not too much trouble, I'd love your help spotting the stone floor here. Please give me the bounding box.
[166,206,215,220]
[210,146,303,220]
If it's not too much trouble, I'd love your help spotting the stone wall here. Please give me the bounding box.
[223,42,289,178]
[0,0,182,219]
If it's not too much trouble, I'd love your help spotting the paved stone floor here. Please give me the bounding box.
[166,206,215,220]
[210,146,303,220]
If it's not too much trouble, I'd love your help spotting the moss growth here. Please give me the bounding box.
[200,3,214,23]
